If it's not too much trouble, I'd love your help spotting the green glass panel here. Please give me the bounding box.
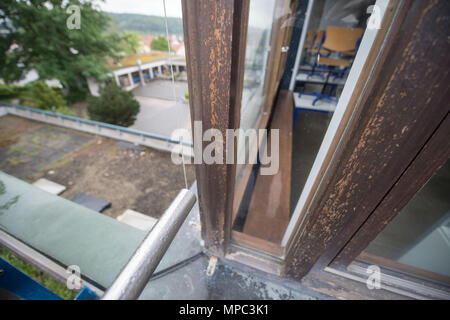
[0,171,146,288]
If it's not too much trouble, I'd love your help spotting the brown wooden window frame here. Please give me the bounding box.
[181,0,450,294]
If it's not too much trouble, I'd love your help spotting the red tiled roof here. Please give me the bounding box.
[140,35,156,47]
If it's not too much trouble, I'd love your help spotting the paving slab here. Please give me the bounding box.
[32,178,66,195]
[117,209,157,231]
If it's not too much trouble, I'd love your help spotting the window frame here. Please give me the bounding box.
[285,0,450,287]
[181,0,450,293]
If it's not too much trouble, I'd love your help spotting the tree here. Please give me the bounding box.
[0,0,123,101]
[118,31,141,55]
[151,36,171,52]
[87,81,140,126]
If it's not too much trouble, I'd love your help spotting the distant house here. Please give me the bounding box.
[171,42,185,57]
[139,34,185,56]
[86,52,186,96]
[139,35,159,52]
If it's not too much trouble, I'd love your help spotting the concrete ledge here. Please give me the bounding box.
[0,104,193,158]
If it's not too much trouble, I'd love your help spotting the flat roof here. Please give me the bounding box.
[109,52,186,70]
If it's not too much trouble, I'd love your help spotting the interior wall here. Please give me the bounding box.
[308,0,326,31]
[319,0,374,29]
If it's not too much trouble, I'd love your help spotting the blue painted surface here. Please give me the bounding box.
[302,92,338,106]
[75,286,99,300]
[0,257,61,300]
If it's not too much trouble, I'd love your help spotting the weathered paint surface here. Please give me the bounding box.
[287,0,450,279]
[334,114,450,267]
[182,0,249,254]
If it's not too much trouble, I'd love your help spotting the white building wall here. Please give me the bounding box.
[86,77,101,96]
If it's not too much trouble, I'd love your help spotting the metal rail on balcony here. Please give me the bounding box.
[101,188,196,300]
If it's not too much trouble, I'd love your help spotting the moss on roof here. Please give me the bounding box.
[109,52,186,70]
[110,52,169,69]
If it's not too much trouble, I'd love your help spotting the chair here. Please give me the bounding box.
[322,26,364,55]
[303,31,315,51]
[307,26,364,105]
[301,30,326,68]
[308,30,329,56]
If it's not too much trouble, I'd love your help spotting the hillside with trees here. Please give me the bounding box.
[106,12,183,35]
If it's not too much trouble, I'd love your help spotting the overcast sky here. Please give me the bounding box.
[94,0,183,18]
[94,0,277,28]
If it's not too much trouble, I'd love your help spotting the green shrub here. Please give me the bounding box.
[53,105,77,116]
[87,82,140,126]
[20,81,67,110]
[0,82,77,116]
[0,83,32,101]
[32,81,67,110]
[0,84,18,99]
[65,87,88,104]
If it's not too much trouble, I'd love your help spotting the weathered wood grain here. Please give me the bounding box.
[287,0,450,279]
[182,0,250,255]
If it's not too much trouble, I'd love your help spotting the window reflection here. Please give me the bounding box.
[233,0,278,231]
[233,0,377,249]
[241,0,276,117]
[363,159,450,280]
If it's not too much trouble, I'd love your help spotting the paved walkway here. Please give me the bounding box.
[133,79,189,100]
[132,80,192,143]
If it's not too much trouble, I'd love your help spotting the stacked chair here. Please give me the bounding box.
[299,26,364,106]
[301,30,326,68]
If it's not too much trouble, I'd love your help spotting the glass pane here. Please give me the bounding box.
[235,0,277,187]
[289,0,375,216]
[363,159,450,280]
[232,0,378,249]
[240,0,277,132]
[233,0,278,234]
[0,171,146,288]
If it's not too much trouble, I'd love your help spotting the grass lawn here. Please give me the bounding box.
[0,245,77,300]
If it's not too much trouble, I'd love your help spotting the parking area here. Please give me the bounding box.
[133,79,188,100]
